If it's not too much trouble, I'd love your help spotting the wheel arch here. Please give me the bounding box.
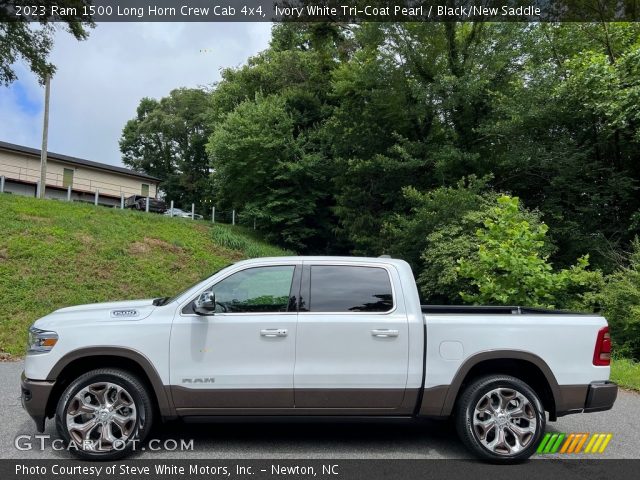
[441,350,560,420]
[45,347,174,420]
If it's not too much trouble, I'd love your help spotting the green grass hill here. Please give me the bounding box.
[0,194,290,356]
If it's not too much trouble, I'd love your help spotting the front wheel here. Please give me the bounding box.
[455,375,545,463]
[55,368,154,460]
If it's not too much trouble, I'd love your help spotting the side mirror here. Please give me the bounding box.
[194,291,216,315]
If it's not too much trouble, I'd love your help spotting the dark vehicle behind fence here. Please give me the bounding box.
[124,195,166,213]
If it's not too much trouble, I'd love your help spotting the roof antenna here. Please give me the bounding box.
[379,254,391,258]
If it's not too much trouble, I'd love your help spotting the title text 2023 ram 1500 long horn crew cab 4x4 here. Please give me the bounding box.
[21,257,617,462]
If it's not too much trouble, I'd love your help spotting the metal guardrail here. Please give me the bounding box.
[0,168,255,228]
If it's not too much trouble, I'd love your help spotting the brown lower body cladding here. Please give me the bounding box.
[170,382,617,418]
[22,374,616,433]
[170,386,421,416]
[418,382,618,418]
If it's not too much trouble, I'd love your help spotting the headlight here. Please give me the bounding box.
[27,326,58,354]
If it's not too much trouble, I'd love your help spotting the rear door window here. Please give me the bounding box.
[309,265,393,313]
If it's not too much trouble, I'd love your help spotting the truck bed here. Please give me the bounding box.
[421,305,587,315]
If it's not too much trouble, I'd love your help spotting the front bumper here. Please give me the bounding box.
[21,371,55,432]
[584,380,618,413]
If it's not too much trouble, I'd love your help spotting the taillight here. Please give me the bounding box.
[593,326,611,366]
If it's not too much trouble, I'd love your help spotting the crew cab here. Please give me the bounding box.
[21,256,617,462]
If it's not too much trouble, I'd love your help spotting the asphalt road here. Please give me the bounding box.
[1,361,638,460]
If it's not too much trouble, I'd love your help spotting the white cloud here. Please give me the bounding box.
[0,22,272,167]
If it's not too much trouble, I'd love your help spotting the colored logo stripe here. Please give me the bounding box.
[572,433,589,453]
[550,433,565,453]
[598,434,613,453]
[537,433,565,453]
[585,433,613,453]
[537,433,612,454]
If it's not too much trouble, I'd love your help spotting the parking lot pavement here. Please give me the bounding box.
[2,361,638,459]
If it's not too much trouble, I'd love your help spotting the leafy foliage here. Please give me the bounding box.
[208,94,330,251]
[121,23,640,329]
[0,1,93,85]
[210,224,294,259]
[458,196,603,309]
[120,89,213,212]
[600,239,640,359]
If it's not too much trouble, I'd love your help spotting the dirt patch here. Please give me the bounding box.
[0,352,20,362]
[17,264,33,276]
[226,250,246,261]
[191,223,210,233]
[19,214,52,224]
[75,233,95,245]
[129,237,183,256]
[129,242,150,255]
[0,248,7,260]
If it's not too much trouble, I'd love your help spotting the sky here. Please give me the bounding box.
[0,22,272,168]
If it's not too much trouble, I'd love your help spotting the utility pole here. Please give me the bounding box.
[39,75,51,198]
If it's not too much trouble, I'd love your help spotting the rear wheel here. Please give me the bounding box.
[56,368,153,460]
[455,375,545,463]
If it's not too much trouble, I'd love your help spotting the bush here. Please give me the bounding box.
[211,225,294,258]
[601,239,640,360]
[457,196,603,309]
[384,176,491,273]
[415,189,553,304]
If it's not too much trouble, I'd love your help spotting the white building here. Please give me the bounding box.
[0,141,160,206]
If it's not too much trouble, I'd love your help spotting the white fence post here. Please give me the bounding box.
[35,181,40,198]
[191,203,195,220]
[212,206,215,223]
[67,185,71,201]
[145,196,150,213]
[170,200,174,217]
[120,193,125,209]
[94,190,99,206]
[232,209,235,225]
[0,175,5,193]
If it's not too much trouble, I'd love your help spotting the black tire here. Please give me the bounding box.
[455,375,545,463]
[55,368,154,460]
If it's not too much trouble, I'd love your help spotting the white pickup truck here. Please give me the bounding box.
[21,256,617,462]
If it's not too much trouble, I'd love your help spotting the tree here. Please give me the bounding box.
[384,178,553,304]
[458,196,602,309]
[0,1,93,85]
[208,94,329,251]
[327,22,529,254]
[205,24,348,251]
[120,88,213,209]
[478,23,640,270]
[123,21,640,294]
[600,238,640,360]
[384,175,492,273]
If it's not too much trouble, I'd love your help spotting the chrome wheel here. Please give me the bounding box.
[65,382,137,451]
[472,387,537,456]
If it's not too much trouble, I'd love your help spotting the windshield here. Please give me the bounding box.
[153,264,233,306]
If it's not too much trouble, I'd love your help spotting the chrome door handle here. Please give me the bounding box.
[371,329,399,338]
[260,328,288,337]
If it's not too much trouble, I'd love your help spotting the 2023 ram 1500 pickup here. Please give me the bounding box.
[21,256,617,462]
